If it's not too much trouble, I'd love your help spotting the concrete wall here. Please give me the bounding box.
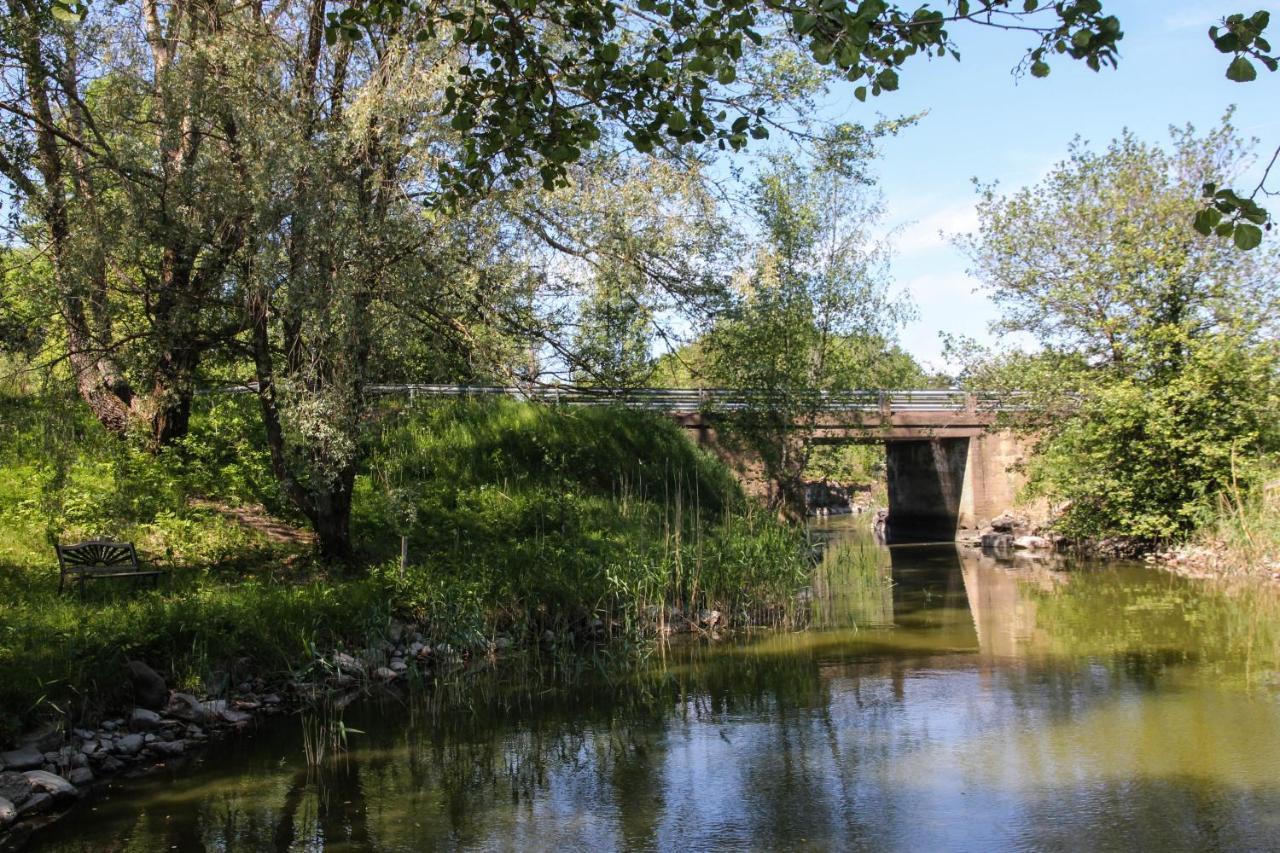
[956,431,1034,531]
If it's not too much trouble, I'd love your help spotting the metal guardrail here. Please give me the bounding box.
[208,383,1026,414]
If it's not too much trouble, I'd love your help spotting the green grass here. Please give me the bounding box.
[0,392,807,740]
[1190,466,1280,577]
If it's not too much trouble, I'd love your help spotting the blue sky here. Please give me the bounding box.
[833,0,1280,371]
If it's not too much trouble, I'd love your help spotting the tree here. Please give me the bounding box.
[703,129,910,519]
[0,0,260,444]
[959,122,1280,538]
[319,0,1123,201]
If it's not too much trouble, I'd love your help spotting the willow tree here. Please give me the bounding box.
[0,0,260,444]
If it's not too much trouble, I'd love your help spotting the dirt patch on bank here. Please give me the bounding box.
[187,498,315,547]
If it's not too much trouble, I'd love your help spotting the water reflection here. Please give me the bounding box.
[34,520,1280,851]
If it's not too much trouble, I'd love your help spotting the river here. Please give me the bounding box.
[31,518,1280,851]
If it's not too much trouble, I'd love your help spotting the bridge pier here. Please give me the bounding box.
[956,431,1028,532]
[882,433,1029,542]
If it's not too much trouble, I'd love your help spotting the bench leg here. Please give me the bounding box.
[58,573,65,595]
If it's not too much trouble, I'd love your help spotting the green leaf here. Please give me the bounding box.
[50,1,83,22]
[1193,208,1221,235]
[645,60,668,78]
[1233,223,1264,250]
[1226,56,1257,82]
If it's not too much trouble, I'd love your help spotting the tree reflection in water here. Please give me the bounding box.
[32,520,1280,851]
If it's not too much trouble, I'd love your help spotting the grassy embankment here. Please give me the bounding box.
[0,392,806,740]
[1163,469,1280,580]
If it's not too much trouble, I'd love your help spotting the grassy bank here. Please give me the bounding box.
[0,393,807,741]
[1156,468,1280,580]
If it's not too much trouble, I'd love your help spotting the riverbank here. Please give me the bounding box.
[0,395,807,748]
[1144,477,1280,583]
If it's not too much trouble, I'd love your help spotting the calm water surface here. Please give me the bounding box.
[32,519,1280,851]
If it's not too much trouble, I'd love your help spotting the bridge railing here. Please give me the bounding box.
[206,383,1028,414]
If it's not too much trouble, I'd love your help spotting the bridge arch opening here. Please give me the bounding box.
[884,438,970,543]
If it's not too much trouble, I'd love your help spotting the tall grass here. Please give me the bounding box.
[1195,466,1280,576]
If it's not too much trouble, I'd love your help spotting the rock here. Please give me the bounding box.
[23,771,78,802]
[79,741,99,756]
[494,636,512,650]
[372,666,398,681]
[67,768,94,787]
[100,720,118,732]
[130,708,163,732]
[389,659,408,674]
[126,660,168,711]
[0,772,33,806]
[0,746,44,772]
[16,792,51,816]
[97,756,124,774]
[202,700,228,719]
[408,641,425,657]
[332,651,362,672]
[1014,535,1053,551]
[989,513,1025,533]
[167,693,208,723]
[262,694,282,705]
[0,796,14,828]
[218,708,253,725]
[980,532,1015,550]
[114,734,145,756]
[150,740,186,757]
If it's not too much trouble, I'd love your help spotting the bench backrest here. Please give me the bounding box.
[56,541,140,575]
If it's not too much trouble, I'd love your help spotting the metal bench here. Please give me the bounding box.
[55,541,167,598]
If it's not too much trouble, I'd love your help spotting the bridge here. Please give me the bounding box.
[222,383,1034,541]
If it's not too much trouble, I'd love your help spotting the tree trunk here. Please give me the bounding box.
[308,470,356,562]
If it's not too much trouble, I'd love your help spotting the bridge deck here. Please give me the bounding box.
[210,383,1019,435]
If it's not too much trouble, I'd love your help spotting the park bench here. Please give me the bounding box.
[55,540,167,598]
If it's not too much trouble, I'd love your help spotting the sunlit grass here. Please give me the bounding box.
[0,393,807,739]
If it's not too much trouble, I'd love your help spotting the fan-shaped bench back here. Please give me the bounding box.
[57,541,139,574]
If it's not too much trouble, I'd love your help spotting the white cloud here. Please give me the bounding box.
[888,203,979,255]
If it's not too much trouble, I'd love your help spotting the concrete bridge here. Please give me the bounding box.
[358,385,1033,542]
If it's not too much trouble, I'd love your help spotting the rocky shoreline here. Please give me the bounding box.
[0,620,498,851]
[956,512,1059,553]
[1145,542,1280,584]
[0,607,778,850]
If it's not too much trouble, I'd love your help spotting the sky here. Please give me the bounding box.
[828,0,1280,372]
